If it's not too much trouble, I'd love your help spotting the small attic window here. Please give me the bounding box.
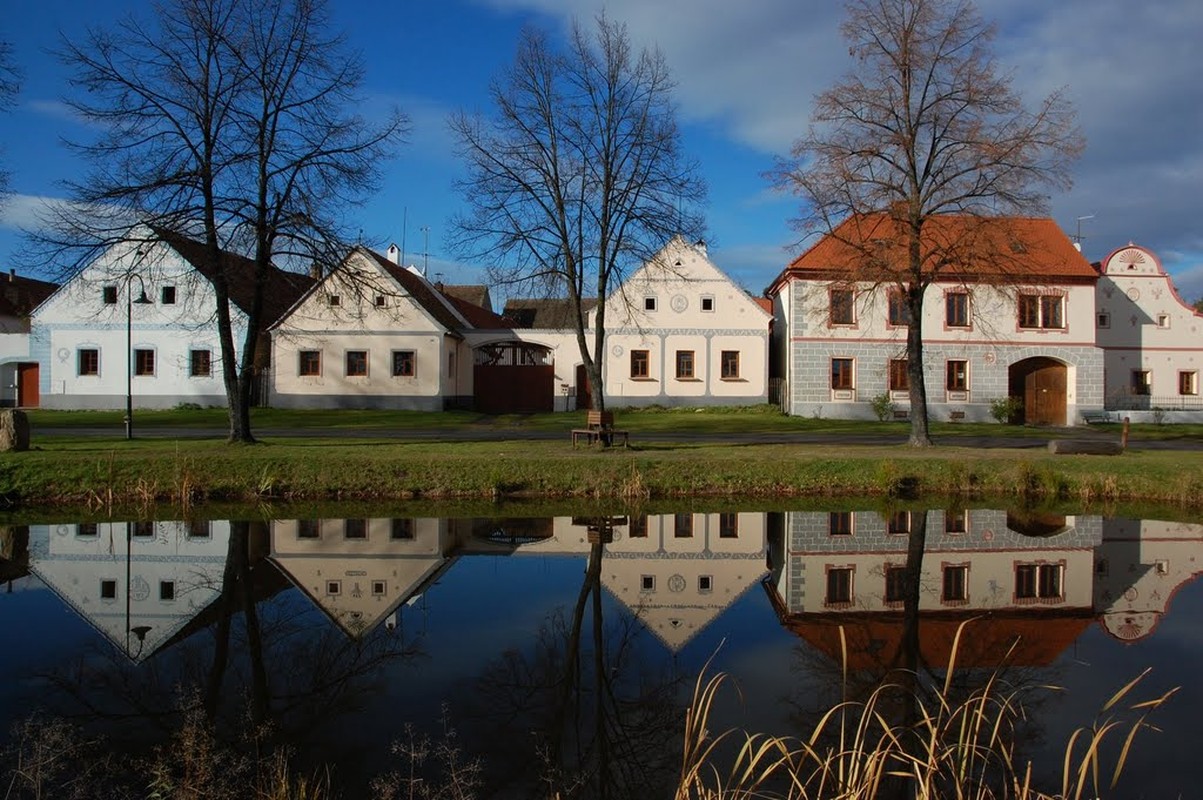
[161,286,176,305]
[644,296,657,312]
[1157,314,1170,329]
[701,295,715,312]
[373,295,386,308]
[1097,312,1110,328]
[328,294,341,307]
[103,286,117,304]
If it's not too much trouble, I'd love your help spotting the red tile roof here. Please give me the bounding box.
[442,292,511,329]
[770,214,1097,291]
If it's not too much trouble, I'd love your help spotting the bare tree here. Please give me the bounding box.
[772,0,1082,446]
[450,15,704,415]
[0,39,20,199]
[48,0,405,442]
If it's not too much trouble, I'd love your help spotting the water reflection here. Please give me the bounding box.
[1,509,1201,796]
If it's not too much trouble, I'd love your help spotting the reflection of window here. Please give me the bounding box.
[344,519,367,539]
[187,520,210,538]
[101,580,117,599]
[374,295,387,308]
[372,580,387,596]
[345,350,368,377]
[830,289,855,325]
[829,511,853,536]
[1131,370,1151,395]
[1179,371,1197,396]
[1157,314,1170,329]
[1015,563,1063,600]
[826,567,853,605]
[630,350,649,379]
[134,349,156,376]
[720,351,740,379]
[942,565,968,602]
[946,360,968,392]
[674,513,693,538]
[326,580,341,596]
[392,350,416,377]
[640,575,655,592]
[885,566,907,603]
[945,509,966,534]
[391,518,414,540]
[161,286,176,304]
[1097,312,1110,328]
[160,580,176,601]
[78,349,99,376]
[298,519,319,539]
[699,575,713,593]
[628,516,647,538]
[133,521,154,537]
[831,358,854,390]
[299,351,321,376]
[946,292,969,328]
[889,359,909,391]
[103,286,117,305]
[78,523,98,537]
[675,350,694,379]
[719,513,738,538]
[887,291,909,326]
[1006,510,1067,537]
[189,349,212,377]
[887,511,910,534]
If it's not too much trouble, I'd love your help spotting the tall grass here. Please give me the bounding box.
[676,625,1176,800]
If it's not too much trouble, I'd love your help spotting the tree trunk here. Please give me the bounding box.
[905,283,933,446]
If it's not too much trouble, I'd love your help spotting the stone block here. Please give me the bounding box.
[0,410,30,452]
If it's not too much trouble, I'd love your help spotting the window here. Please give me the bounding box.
[78,523,98,537]
[161,286,176,305]
[887,291,910,326]
[1180,371,1197,396]
[719,513,738,539]
[103,286,118,304]
[720,350,740,380]
[1131,370,1151,395]
[346,351,368,377]
[675,350,695,380]
[946,292,969,328]
[826,567,853,605]
[888,359,909,392]
[674,513,693,538]
[1015,563,1063,600]
[644,296,657,312]
[344,519,367,539]
[187,520,210,538]
[946,360,968,392]
[699,575,713,593]
[299,351,321,376]
[101,580,118,600]
[391,518,414,540]
[885,566,908,603]
[942,565,968,603]
[134,349,155,376]
[831,358,854,390]
[1097,312,1110,328]
[829,289,855,325]
[1018,294,1065,329]
[326,580,341,596]
[372,580,387,596]
[945,509,967,534]
[630,349,650,379]
[78,348,99,377]
[133,521,154,537]
[189,349,211,377]
[374,295,386,308]
[328,294,341,307]
[392,350,416,377]
[887,511,910,535]
[1157,314,1170,329]
[628,516,647,538]
[298,519,320,539]
[701,295,715,312]
[829,511,853,536]
[640,575,655,592]
[160,580,176,601]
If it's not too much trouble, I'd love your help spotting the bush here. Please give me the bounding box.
[870,392,896,422]
[989,396,1023,424]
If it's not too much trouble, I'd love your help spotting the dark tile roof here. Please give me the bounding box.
[359,248,468,333]
[441,284,492,312]
[503,298,598,329]
[0,271,59,320]
[153,227,315,325]
[441,292,511,329]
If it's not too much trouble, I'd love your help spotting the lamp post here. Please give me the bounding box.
[125,274,152,440]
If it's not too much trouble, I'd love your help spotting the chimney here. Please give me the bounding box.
[386,243,401,265]
[1073,242,1082,252]
[309,261,322,280]
[694,239,707,255]
[8,269,13,282]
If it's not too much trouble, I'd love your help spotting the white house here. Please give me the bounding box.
[268,244,510,410]
[1094,243,1203,421]
[494,237,774,412]
[30,227,312,409]
[767,215,1104,424]
[0,270,58,408]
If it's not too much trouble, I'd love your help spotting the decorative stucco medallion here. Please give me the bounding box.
[1126,287,1141,301]
[668,574,686,593]
[671,294,688,313]
[611,344,624,356]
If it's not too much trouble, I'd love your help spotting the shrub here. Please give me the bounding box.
[989,395,1023,424]
[870,392,896,422]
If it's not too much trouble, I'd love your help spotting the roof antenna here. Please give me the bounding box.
[1074,214,1094,252]
[401,207,408,266]
[420,226,430,278]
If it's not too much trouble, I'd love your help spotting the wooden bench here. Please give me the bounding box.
[571,410,630,448]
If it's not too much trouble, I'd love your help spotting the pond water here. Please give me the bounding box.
[1,507,1200,798]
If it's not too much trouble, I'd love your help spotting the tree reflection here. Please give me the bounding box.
[463,527,686,799]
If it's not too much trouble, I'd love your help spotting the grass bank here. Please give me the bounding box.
[3,434,1203,509]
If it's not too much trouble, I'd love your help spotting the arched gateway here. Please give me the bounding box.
[1009,357,1067,425]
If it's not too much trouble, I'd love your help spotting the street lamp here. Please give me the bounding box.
[125,274,152,440]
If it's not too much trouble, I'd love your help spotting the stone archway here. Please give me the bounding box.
[1009,357,1067,425]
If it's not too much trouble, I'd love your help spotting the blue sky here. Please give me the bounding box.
[1,0,1201,300]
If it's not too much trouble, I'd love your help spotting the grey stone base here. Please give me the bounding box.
[269,393,445,411]
[607,394,768,409]
[40,394,229,410]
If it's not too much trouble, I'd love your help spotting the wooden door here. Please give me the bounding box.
[16,363,38,408]
[576,364,592,411]
[1023,361,1066,425]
